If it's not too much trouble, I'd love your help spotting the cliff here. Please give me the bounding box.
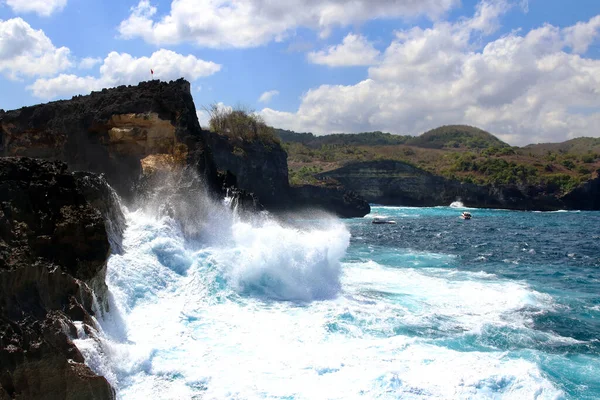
[204,130,370,217]
[0,79,217,199]
[318,160,578,211]
[0,157,123,400]
[1,79,368,217]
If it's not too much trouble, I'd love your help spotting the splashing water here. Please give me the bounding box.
[73,182,600,399]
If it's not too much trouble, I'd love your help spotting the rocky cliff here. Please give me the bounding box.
[1,79,368,217]
[0,79,217,199]
[318,160,585,211]
[0,157,123,399]
[205,130,370,217]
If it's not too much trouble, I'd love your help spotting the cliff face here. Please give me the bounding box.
[204,130,370,217]
[561,172,600,210]
[319,160,575,211]
[205,131,290,208]
[0,157,122,400]
[0,79,217,199]
[1,79,367,217]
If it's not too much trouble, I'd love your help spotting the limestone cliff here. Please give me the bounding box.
[0,79,217,199]
[204,130,370,217]
[1,79,368,217]
[0,157,123,400]
[318,160,577,211]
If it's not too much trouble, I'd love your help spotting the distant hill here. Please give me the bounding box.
[277,124,600,193]
[274,129,410,148]
[524,137,600,156]
[276,125,509,150]
[406,125,510,149]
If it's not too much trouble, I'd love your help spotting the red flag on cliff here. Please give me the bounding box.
[151,69,154,75]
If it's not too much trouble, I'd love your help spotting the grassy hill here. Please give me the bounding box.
[278,126,600,193]
[524,137,600,157]
[275,129,410,147]
[407,125,510,149]
[275,125,507,150]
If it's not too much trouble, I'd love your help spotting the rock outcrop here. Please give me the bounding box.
[0,79,217,199]
[1,79,368,217]
[204,130,370,217]
[561,171,600,210]
[318,160,583,211]
[0,157,122,400]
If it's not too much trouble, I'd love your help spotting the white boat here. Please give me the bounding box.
[460,212,472,220]
[372,217,397,224]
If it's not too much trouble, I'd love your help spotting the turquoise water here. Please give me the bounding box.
[75,200,600,399]
[351,206,600,399]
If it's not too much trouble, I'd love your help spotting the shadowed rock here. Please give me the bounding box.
[0,157,122,400]
[0,79,217,200]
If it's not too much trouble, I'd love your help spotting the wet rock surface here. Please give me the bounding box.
[0,157,120,400]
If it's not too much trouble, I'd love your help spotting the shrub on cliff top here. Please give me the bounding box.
[204,104,280,146]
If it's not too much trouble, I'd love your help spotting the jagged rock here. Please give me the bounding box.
[0,157,119,399]
[204,130,370,217]
[1,79,367,217]
[205,130,290,209]
[0,79,217,199]
[561,170,600,210]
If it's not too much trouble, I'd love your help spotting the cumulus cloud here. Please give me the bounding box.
[563,15,600,54]
[118,0,459,48]
[0,18,72,80]
[308,33,380,67]
[4,0,67,16]
[258,90,279,103]
[261,6,600,145]
[78,57,102,69]
[29,49,221,99]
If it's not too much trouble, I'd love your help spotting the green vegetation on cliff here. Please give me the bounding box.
[205,104,280,146]
[279,126,600,194]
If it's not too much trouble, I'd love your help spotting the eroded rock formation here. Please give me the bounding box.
[318,160,576,211]
[0,79,216,199]
[204,130,370,217]
[0,157,123,400]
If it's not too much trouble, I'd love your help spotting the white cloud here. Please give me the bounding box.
[307,33,380,67]
[118,0,459,48]
[261,8,600,145]
[258,90,279,103]
[78,57,102,69]
[28,49,221,99]
[563,15,600,54]
[4,0,67,17]
[0,18,71,80]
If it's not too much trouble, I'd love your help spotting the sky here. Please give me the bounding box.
[1,0,600,145]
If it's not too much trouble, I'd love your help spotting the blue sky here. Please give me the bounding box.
[1,0,599,144]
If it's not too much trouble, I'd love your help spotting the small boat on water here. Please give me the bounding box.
[460,212,472,220]
[372,217,397,224]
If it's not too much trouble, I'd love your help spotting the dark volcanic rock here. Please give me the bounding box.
[289,185,371,218]
[319,160,571,211]
[0,79,217,199]
[561,171,600,210]
[204,130,370,217]
[205,131,289,209]
[0,157,119,399]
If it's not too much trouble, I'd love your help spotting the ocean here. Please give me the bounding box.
[74,195,600,399]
